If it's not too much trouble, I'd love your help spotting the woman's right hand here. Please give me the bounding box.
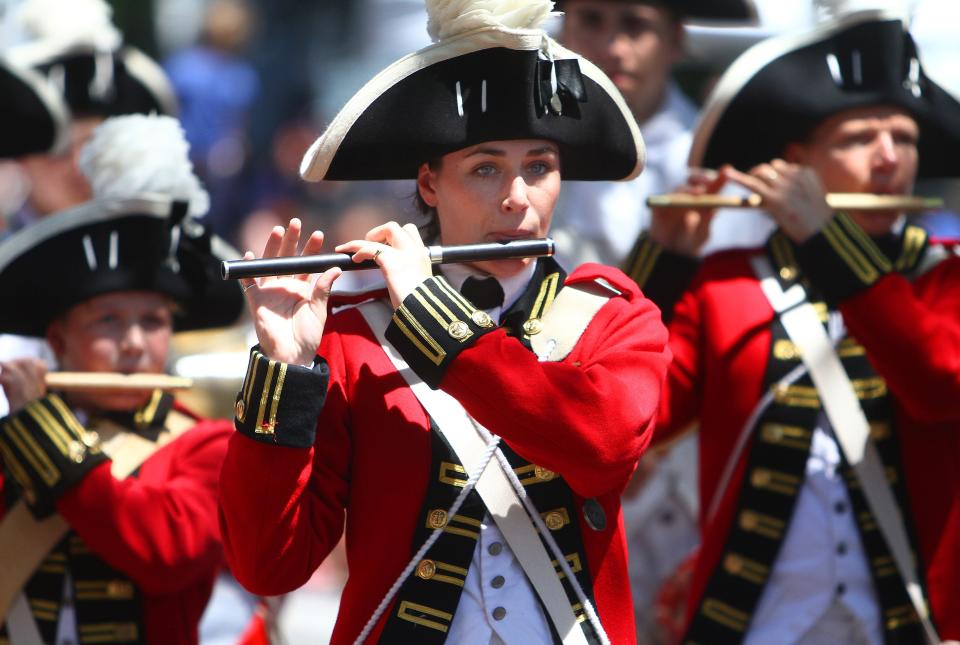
[240,218,341,366]
[649,168,726,257]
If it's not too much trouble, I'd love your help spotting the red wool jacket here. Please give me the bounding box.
[654,243,960,638]
[219,264,670,644]
[0,403,231,645]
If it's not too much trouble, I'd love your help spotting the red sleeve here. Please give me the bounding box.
[440,268,670,497]
[219,332,351,596]
[55,420,230,595]
[839,258,960,423]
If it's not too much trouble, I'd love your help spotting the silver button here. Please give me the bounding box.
[491,575,505,589]
[488,542,503,556]
[492,606,507,620]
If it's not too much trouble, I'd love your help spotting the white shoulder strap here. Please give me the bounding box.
[356,297,605,645]
[750,255,940,644]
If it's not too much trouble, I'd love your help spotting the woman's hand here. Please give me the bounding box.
[240,219,341,366]
[723,160,832,243]
[649,168,726,257]
[0,358,48,414]
[336,221,432,309]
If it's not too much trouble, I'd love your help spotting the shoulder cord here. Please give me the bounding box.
[473,419,610,645]
[353,435,502,645]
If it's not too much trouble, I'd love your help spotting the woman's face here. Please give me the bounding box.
[46,291,174,412]
[417,139,561,279]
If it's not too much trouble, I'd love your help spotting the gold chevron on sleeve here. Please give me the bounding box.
[7,418,60,486]
[393,307,446,366]
[23,402,72,457]
[266,363,289,434]
[413,288,457,328]
[432,277,478,318]
[822,220,880,283]
[837,214,892,272]
[896,225,927,271]
[255,359,278,434]
[627,238,662,287]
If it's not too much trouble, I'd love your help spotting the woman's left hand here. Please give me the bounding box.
[723,159,832,243]
[336,222,433,308]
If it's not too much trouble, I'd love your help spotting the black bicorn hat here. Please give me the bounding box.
[0,195,244,337]
[7,43,178,118]
[689,11,960,178]
[554,0,758,23]
[300,0,645,182]
[0,55,69,157]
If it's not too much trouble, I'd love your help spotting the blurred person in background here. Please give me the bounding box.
[0,0,177,426]
[627,7,960,643]
[553,4,755,642]
[164,0,261,242]
[1,0,177,233]
[550,0,757,269]
[0,114,244,644]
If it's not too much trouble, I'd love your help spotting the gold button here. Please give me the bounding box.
[471,310,494,328]
[751,469,771,488]
[523,318,543,336]
[779,266,797,281]
[428,509,449,529]
[416,559,437,580]
[739,511,758,531]
[534,465,555,481]
[724,554,743,575]
[447,320,470,340]
[80,431,99,449]
[235,399,246,419]
[68,441,86,463]
[545,511,565,531]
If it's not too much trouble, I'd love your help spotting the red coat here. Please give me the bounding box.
[654,244,960,638]
[0,402,231,645]
[219,264,670,644]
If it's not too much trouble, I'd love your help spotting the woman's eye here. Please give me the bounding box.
[474,164,498,177]
[528,161,549,175]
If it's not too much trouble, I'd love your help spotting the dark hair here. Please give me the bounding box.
[413,157,442,244]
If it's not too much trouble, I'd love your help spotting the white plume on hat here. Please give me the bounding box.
[814,0,916,24]
[425,0,558,42]
[79,114,210,217]
[14,0,122,51]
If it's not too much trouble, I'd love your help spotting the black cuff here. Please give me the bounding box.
[795,213,892,305]
[0,394,108,519]
[622,233,700,323]
[234,346,329,449]
[385,276,497,389]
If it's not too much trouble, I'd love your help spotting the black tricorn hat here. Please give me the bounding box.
[7,42,178,118]
[690,11,960,178]
[554,0,757,23]
[0,56,69,157]
[300,0,645,182]
[0,195,243,337]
